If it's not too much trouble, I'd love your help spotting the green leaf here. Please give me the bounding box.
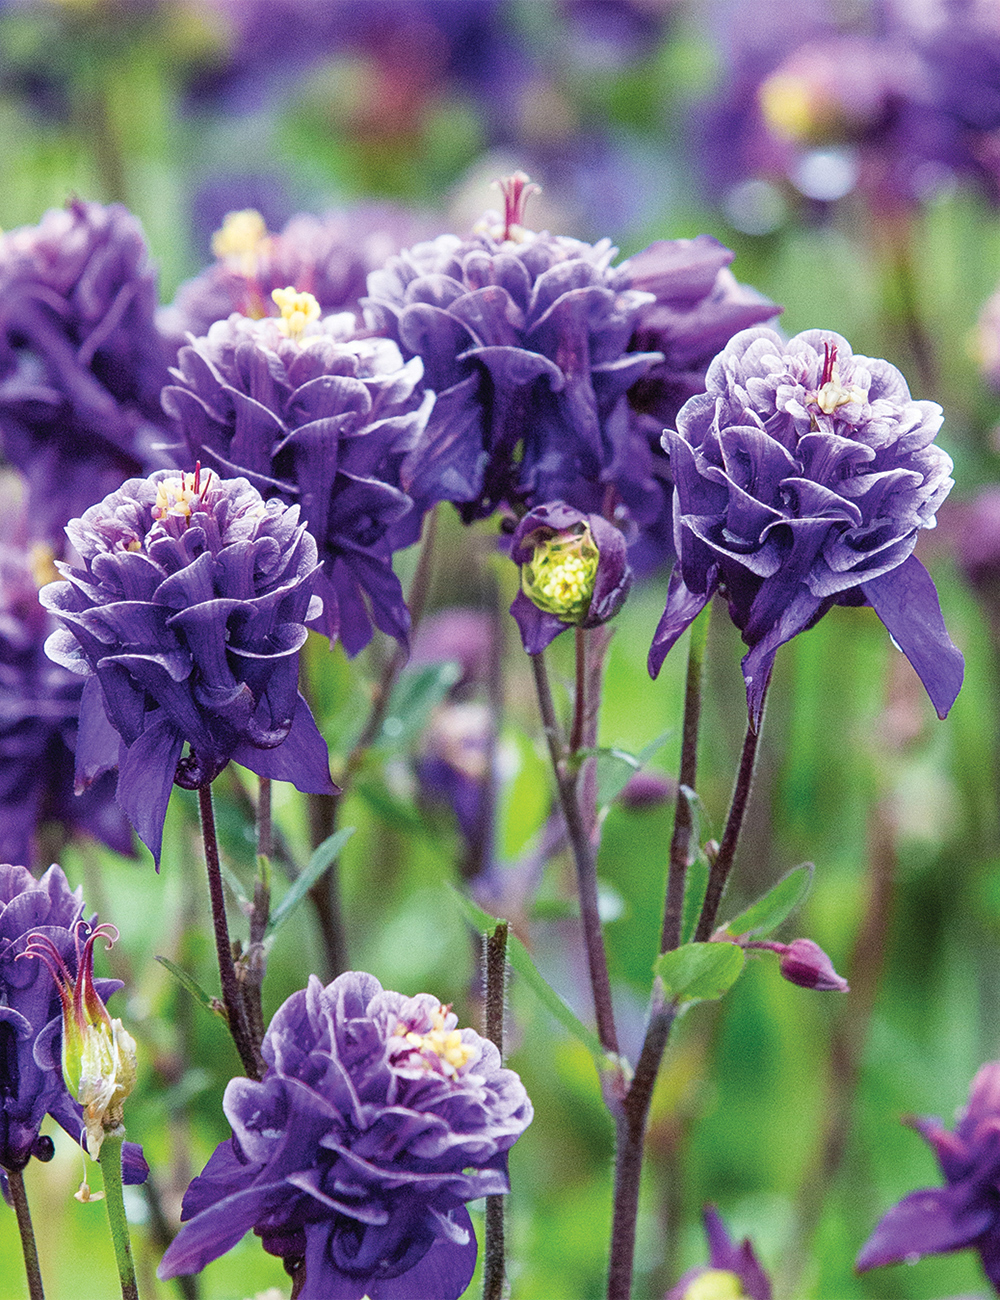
[375,662,462,751]
[723,863,815,939]
[580,729,674,809]
[680,850,709,946]
[450,887,608,1066]
[221,864,251,914]
[155,956,222,1017]
[266,827,356,938]
[654,941,745,1005]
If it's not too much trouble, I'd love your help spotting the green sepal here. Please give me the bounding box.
[654,941,745,1005]
[155,956,224,1018]
[266,826,356,938]
[722,863,814,939]
[450,887,611,1069]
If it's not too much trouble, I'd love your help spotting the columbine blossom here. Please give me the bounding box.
[648,327,963,728]
[0,198,172,548]
[162,297,431,654]
[857,1061,1000,1290]
[363,173,776,561]
[0,862,145,1183]
[41,467,334,865]
[665,1205,772,1300]
[157,970,533,1300]
[509,500,632,653]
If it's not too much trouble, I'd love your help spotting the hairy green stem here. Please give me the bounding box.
[99,1133,139,1300]
[483,921,509,1300]
[8,1166,44,1300]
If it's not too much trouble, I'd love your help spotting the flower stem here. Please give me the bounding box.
[198,782,263,1079]
[661,606,710,954]
[8,1167,45,1300]
[483,920,509,1300]
[530,649,618,1056]
[693,684,769,943]
[99,1133,139,1300]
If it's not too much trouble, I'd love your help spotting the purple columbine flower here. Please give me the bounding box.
[0,862,146,1184]
[0,474,132,868]
[158,204,433,358]
[509,500,632,653]
[162,299,431,655]
[40,467,334,865]
[0,199,173,549]
[666,1205,772,1300]
[157,970,533,1300]
[648,326,963,728]
[857,1061,1000,1290]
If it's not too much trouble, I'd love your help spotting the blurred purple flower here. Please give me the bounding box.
[410,607,494,698]
[0,476,132,869]
[365,176,775,567]
[509,500,632,653]
[0,862,146,1184]
[857,1060,1000,1290]
[162,307,431,655]
[159,205,434,358]
[665,1204,772,1300]
[648,327,963,728]
[0,199,173,548]
[157,970,533,1300]
[41,468,334,865]
[951,487,1000,630]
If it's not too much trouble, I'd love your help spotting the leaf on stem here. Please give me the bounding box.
[654,941,745,1005]
[373,662,462,752]
[450,887,610,1068]
[155,956,225,1017]
[721,863,815,939]
[266,827,356,937]
[578,729,673,809]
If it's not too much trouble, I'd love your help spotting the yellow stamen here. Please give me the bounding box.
[683,1270,746,1300]
[211,209,270,278]
[29,542,59,589]
[394,1006,474,1077]
[151,468,214,523]
[271,286,321,341]
[812,370,867,414]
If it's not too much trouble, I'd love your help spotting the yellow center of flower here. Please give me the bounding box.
[395,1006,474,1077]
[271,286,322,340]
[522,523,600,623]
[758,71,821,143]
[29,542,59,589]
[683,1270,746,1300]
[151,468,214,523]
[812,369,867,415]
[211,209,270,278]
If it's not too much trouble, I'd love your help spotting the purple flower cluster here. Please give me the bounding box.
[0,862,146,1183]
[857,1061,1000,1290]
[0,476,131,869]
[649,327,963,727]
[364,177,777,556]
[162,308,431,654]
[0,199,172,548]
[41,468,334,864]
[158,970,533,1300]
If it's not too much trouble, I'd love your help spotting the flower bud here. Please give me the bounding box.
[744,937,848,992]
[509,501,632,653]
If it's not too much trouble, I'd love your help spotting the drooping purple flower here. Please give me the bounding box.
[0,473,133,869]
[856,1060,1000,1290]
[40,467,334,865]
[158,204,434,359]
[161,303,431,655]
[0,198,173,548]
[157,970,533,1300]
[665,1205,772,1300]
[648,326,963,728]
[0,861,146,1184]
[743,937,849,992]
[363,174,776,567]
[509,500,632,653]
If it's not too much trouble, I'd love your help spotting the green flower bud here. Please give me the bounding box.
[521,521,600,623]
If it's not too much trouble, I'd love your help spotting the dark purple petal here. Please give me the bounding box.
[861,554,964,719]
[856,1187,995,1271]
[648,566,715,680]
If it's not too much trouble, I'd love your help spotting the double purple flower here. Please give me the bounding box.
[163,309,430,655]
[158,970,533,1300]
[41,468,334,865]
[0,199,172,548]
[0,862,146,1183]
[649,327,963,727]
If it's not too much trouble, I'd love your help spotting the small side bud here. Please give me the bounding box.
[743,937,848,992]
